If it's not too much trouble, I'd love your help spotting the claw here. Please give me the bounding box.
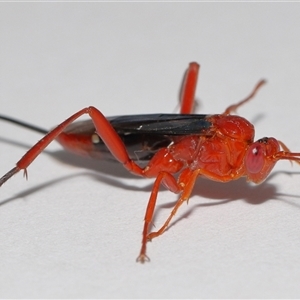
[136,254,150,264]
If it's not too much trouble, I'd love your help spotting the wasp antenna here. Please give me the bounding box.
[275,152,300,165]
[276,141,300,165]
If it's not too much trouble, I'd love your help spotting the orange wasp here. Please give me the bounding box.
[1,62,299,263]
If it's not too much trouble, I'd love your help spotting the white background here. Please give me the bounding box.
[1,2,300,298]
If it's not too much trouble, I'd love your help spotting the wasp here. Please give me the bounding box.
[1,62,299,262]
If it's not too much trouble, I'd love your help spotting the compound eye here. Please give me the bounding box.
[245,142,265,174]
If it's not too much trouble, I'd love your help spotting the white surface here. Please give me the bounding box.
[1,2,300,298]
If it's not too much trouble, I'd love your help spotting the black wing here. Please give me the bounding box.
[107,114,211,135]
[62,114,213,164]
[0,113,212,164]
